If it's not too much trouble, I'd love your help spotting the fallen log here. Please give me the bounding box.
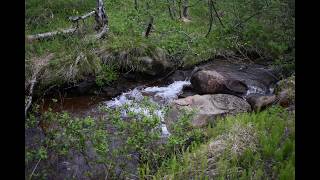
[26,27,77,42]
[68,10,95,22]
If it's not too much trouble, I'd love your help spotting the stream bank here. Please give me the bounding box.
[26,57,294,179]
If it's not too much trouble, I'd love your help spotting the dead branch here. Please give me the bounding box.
[211,1,224,28]
[26,10,95,43]
[205,0,224,37]
[95,25,109,39]
[95,0,108,31]
[144,16,154,38]
[205,0,214,37]
[25,53,54,117]
[26,28,77,42]
[68,10,95,22]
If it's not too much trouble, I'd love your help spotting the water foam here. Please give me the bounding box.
[245,85,266,96]
[105,80,191,137]
[143,80,191,102]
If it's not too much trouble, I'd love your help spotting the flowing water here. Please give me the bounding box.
[32,60,280,179]
[104,80,191,136]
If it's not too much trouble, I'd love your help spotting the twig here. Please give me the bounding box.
[144,16,154,38]
[211,1,224,28]
[205,0,214,37]
[29,158,41,180]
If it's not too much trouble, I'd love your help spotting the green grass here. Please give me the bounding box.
[152,106,295,179]
[26,0,295,93]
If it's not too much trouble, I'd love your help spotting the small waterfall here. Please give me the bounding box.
[105,80,191,137]
[143,80,191,103]
[245,85,266,96]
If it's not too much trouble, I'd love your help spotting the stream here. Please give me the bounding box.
[32,59,280,179]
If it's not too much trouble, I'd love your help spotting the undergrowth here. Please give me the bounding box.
[152,106,295,179]
[25,0,295,93]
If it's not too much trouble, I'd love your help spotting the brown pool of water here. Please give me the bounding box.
[39,95,110,116]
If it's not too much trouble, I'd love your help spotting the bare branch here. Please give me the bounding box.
[25,53,54,117]
[68,10,95,22]
[212,1,224,28]
[205,0,214,37]
[26,28,77,42]
[145,16,154,38]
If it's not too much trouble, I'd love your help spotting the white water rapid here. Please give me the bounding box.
[104,80,191,137]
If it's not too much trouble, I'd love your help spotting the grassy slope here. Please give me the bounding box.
[152,106,295,179]
[25,0,295,92]
[25,1,295,178]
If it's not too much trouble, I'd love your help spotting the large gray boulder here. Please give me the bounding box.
[165,94,251,129]
[191,70,248,95]
[190,60,279,97]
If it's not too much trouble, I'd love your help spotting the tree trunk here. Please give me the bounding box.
[95,0,108,31]
[182,0,189,18]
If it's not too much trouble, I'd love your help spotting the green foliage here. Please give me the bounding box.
[25,108,109,178]
[96,98,207,178]
[153,106,295,179]
[26,100,294,179]
[95,64,118,87]
[26,0,295,93]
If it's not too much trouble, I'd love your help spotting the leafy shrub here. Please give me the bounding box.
[95,64,118,87]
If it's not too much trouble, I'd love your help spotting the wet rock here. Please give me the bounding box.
[246,94,276,111]
[275,75,295,108]
[190,60,279,97]
[166,70,191,83]
[166,94,251,128]
[191,70,248,95]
